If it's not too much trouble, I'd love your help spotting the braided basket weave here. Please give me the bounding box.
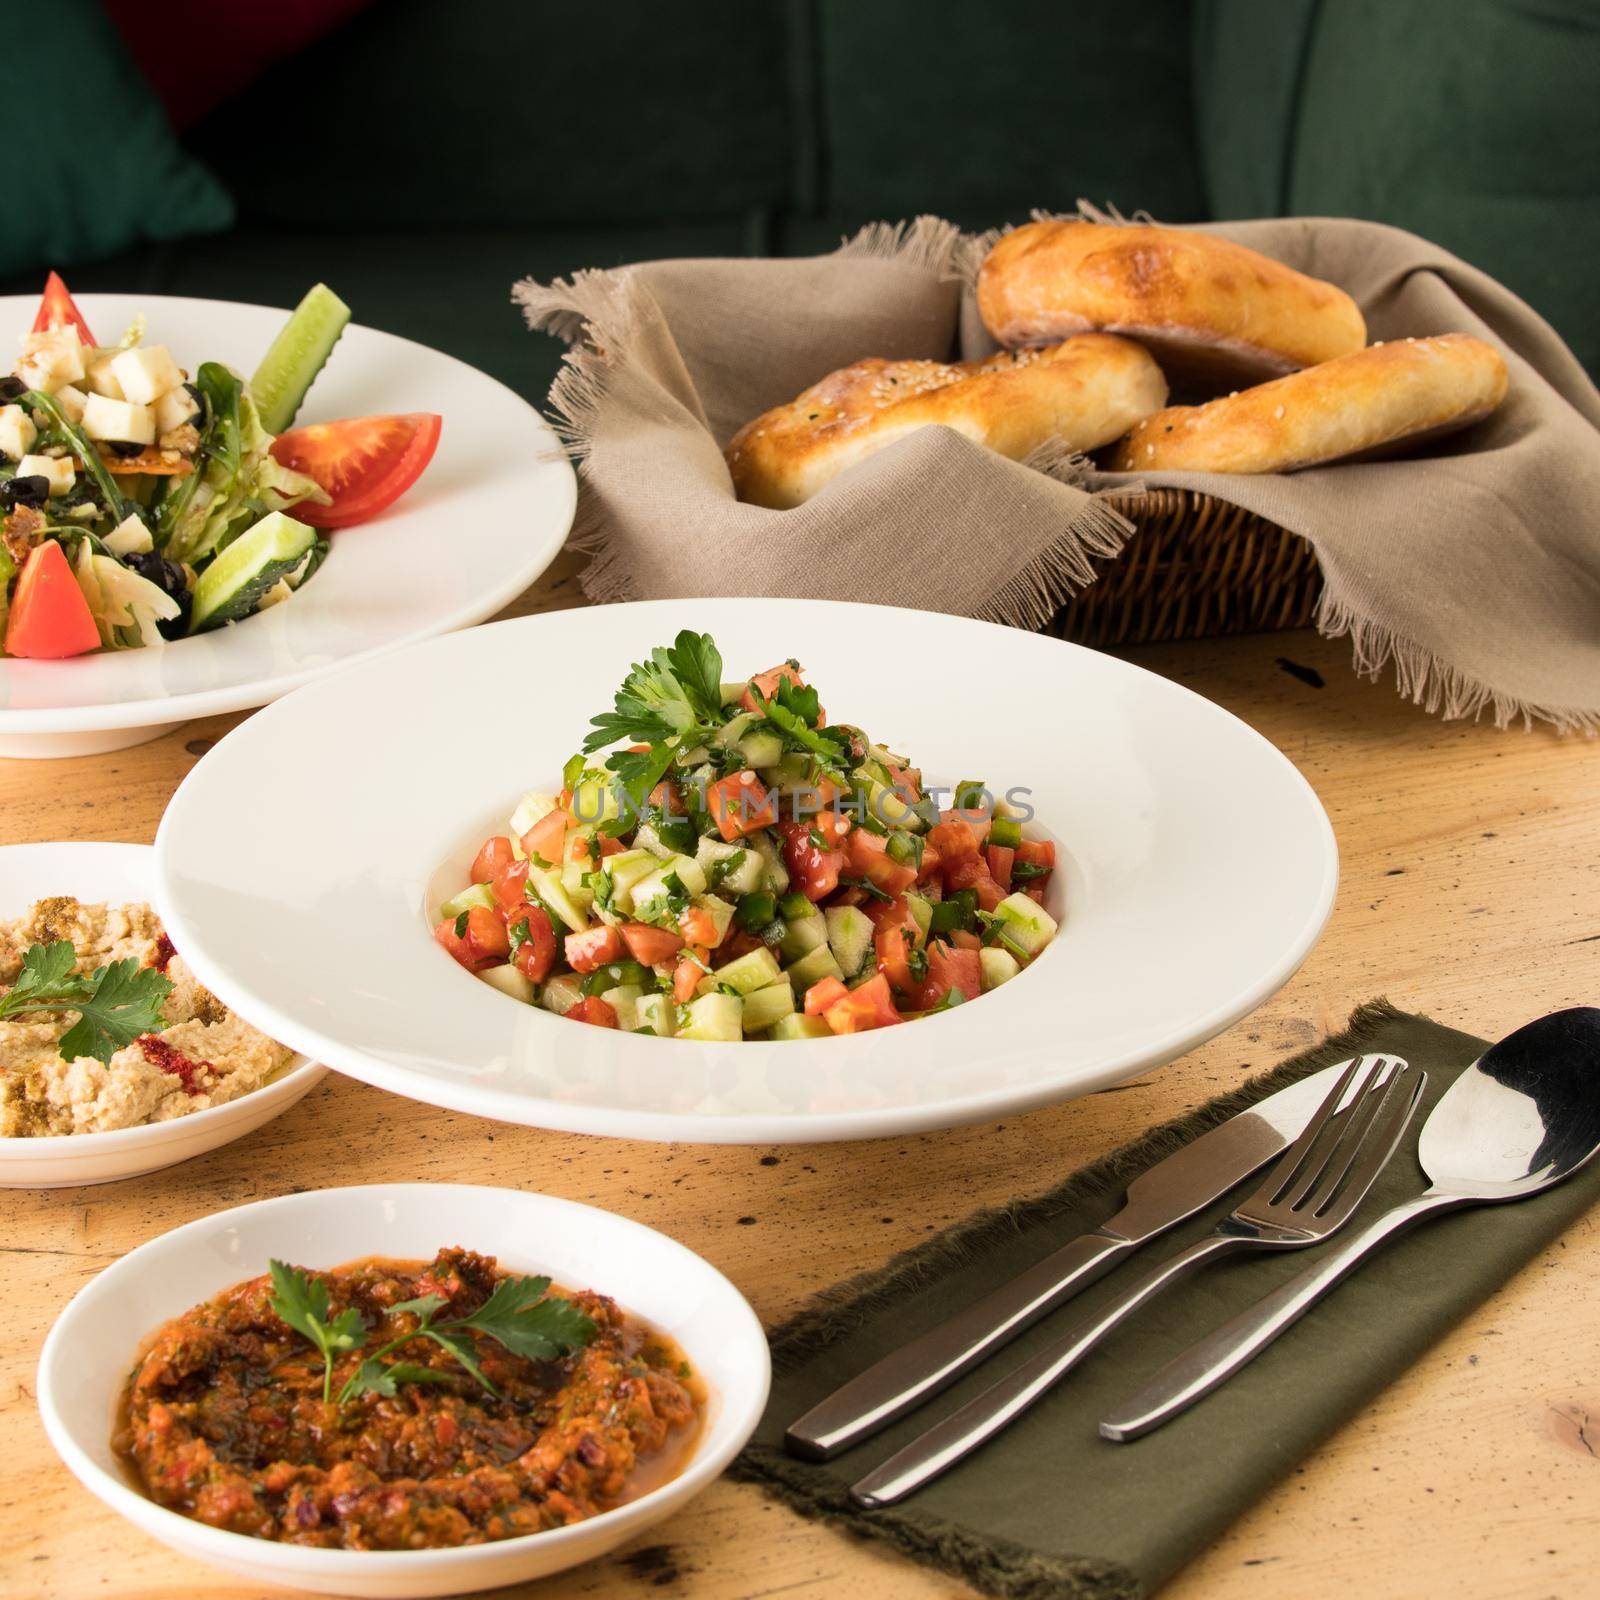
[1049,490,1321,649]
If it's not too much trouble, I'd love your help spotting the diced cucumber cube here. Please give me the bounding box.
[714,710,755,747]
[695,836,765,895]
[779,914,828,962]
[825,905,875,979]
[526,864,591,932]
[979,947,1021,990]
[785,942,843,993]
[439,882,495,919]
[737,730,785,768]
[632,822,674,859]
[631,854,709,918]
[541,973,585,1015]
[478,963,536,1005]
[864,778,922,831]
[600,983,644,1032]
[678,991,743,1041]
[635,993,675,1037]
[746,829,790,893]
[569,775,623,825]
[769,1014,832,1041]
[697,946,783,997]
[767,751,811,789]
[993,892,1059,956]
[905,891,932,942]
[602,848,660,914]
[741,981,796,1033]
[509,789,560,837]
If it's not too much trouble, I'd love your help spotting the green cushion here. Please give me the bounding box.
[4,0,233,278]
[0,223,753,406]
[818,0,1206,224]
[187,0,794,230]
[1196,0,1600,374]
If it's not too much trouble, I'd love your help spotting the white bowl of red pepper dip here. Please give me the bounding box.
[37,1183,770,1596]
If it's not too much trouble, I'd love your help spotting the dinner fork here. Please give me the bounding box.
[851,1055,1425,1507]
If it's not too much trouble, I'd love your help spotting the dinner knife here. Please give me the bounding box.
[784,1056,1381,1460]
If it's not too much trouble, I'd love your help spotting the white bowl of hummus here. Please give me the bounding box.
[0,841,323,1187]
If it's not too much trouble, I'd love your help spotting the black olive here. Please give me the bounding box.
[107,440,146,457]
[183,382,207,424]
[0,375,25,402]
[1,474,49,509]
[125,549,192,639]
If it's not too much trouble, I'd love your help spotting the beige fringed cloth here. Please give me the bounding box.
[514,210,1600,733]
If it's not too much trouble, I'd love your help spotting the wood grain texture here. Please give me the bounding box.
[2,561,1596,1600]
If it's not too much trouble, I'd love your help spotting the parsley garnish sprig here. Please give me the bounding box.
[266,1260,597,1407]
[0,941,172,1066]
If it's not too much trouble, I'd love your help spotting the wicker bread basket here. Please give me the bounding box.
[1048,489,1321,649]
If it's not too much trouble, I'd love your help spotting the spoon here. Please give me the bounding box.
[1100,1006,1600,1441]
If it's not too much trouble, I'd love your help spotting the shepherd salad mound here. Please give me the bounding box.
[0,897,294,1136]
[435,633,1060,1039]
[0,273,441,658]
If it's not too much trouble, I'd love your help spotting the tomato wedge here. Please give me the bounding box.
[5,542,100,659]
[269,413,442,529]
[32,270,94,347]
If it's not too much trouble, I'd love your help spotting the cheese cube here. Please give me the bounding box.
[154,385,199,435]
[15,328,85,394]
[106,513,154,556]
[82,393,155,446]
[54,384,88,424]
[17,454,75,496]
[0,403,37,462]
[110,344,184,405]
[84,356,124,399]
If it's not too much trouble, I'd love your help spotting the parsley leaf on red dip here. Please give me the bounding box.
[115,1249,702,1549]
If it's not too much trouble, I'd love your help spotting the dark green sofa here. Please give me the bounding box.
[13,0,1598,403]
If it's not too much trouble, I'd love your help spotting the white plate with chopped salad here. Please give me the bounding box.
[0,276,574,757]
[153,599,1338,1144]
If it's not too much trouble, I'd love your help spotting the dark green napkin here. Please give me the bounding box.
[734,1002,1600,1599]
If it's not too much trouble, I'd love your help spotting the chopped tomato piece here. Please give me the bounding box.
[885,764,922,802]
[950,929,983,951]
[598,834,625,858]
[471,835,516,885]
[672,947,708,1004]
[269,413,442,529]
[462,905,509,963]
[491,859,531,914]
[4,541,100,659]
[714,927,765,965]
[803,976,849,1016]
[707,770,778,841]
[864,894,918,939]
[521,809,567,867]
[1015,839,1056,882]
[912,943,983,1010]
[740,662,806,714]
[566,996,619,1028]
[620,923,684,965]
[33,270,94,346]
[679,903,727,948]
[928,814,982,869]
[915,842,943,883]
[1025,883,1049,905]
[809,808,853,849]
[875,924,914,995]
[946,856,1006,912]
[778,820,846,902]
[509,911,557,982]
[649,778,684,814]
[986,844,1015,890]
[844,829,917,895]
[434,918,490,971]
[564,924,624,973]
[823,973,903,1033]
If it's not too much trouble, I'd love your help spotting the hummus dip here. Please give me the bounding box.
[0,896,294,1138]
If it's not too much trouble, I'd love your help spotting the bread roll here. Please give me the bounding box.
[726,333,1167,510]
[1105,334,1508,475]
[978,220,1366,388]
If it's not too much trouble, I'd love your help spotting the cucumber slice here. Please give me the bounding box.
[993,892,1059,956]
[695,836,764,896]
[905,890,933,943]
[980,946,1022,990]
[778,913,827,962]
[479,964,536,1005]
[526,864,591,932]
[786,942,843,992]
[439,883,495,919]
[696,946,782,997]
[747,829,790,893]
[635,993,675,1037]
[599,983,644,1032]
[678,991,743,1042]
[541,973,585,1016]
[189,512,315,632]
[741,981,795,1033]
[769,1013,832,1041]
[825,905,874,979]
[250,283,351,434]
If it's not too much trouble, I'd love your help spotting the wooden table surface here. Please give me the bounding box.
[4,548,1597,1600]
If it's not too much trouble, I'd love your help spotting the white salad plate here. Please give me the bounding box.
[0,841,324,1186]
[154,598,1338,1143]
[38,1182,769,1598]
[0,292,575,758]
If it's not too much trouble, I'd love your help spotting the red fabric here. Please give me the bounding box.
[102,0,373,130]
